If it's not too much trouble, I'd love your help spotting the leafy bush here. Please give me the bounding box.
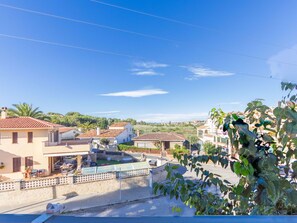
[154,82,297,215]
[203,142,222,155]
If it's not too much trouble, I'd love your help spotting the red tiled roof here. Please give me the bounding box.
[79,129,125,138]
[133,132,186,142]
[0,117,63,129]
[59,127,77,133]
[109,122,129,127]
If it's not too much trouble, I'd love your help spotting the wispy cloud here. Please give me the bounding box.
[217,101,241,105]
[100,89,168,98]
[182,65,234,80]
[131,61,168,76]
[90,111,120,115]
[137,112,208,122]
[132,69,163,76]
[267,44,297,82]
[133,61,169,68]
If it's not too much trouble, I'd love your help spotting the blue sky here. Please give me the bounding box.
[0,0,297,122]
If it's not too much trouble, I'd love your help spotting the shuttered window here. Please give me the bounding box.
[12,132,18,144]
[13,157,21,172]
[28,132,33,143]
[25,156,33,168]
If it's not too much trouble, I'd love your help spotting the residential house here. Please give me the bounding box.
[133,132,189,150]
[78,122,134,145]
[59,127,81,140]
[197,118,230,154]
[0,108,91,179]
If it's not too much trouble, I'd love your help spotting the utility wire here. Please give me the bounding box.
[90,0,217,32]
[0,3,178,44]
[91,0,297,53]
[0,33,285,81]
[0,33,137,58]
[1,3,297,67]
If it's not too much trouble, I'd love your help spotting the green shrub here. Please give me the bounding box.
[203,142,221,155]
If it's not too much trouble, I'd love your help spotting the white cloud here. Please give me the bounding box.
[182,65,234,80]
[132,70,163,76]
[90,111,120,114]
[217,101,241,105]
[137,112,208,122]
[267,44,297,82]
[131,61,168,76]
[100,89,168,98]
[134,61,169,68]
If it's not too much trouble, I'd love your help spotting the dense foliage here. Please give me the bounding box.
[203,142,222,155]
[8,103,44,119]
[154,82,297,215]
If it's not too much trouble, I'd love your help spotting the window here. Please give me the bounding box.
[12,132,18,144]
[13,157,21,172]
[25,156,33,168]
[28,132,33,143]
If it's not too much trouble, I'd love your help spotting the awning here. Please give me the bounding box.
[43,151,89,157]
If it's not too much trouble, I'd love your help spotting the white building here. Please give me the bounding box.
[78,122,135,146]
[197,118,230,154]
[59,127,81,140]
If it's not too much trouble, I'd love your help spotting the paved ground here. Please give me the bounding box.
[0,186,152,215]
[0,161,238,216]
[67,196,195,217]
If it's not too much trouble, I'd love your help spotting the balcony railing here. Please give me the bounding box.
[43,139,91,147]
[42,140,92,156]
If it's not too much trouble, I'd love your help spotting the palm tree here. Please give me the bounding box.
[9,103,44,119]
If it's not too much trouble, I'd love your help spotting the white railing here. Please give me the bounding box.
[119,168,149,178]
[21,177,60,190]
[0,181,15,192]
[74,172,115,184]
[0,168,150,192]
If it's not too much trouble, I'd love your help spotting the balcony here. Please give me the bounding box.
[43,139,91,157]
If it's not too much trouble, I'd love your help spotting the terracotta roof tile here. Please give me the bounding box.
[59,127,77,133]
[133,132,186,142]
[109,122,129,127]
[0,117,63,129]
[79,129,125,138]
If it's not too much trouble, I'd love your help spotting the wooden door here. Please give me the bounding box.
[13,157,21,172]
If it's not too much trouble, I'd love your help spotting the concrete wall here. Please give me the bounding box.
[0,176,149,207]
[0,129,49,179]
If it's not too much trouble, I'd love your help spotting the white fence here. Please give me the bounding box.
[74,172,115,184]
[0,181,15,191]
[0,168,149,192]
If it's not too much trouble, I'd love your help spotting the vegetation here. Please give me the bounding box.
[8,103,44,119]
[154,82,297,215]
[118,144,156,151]
[100,138,110,146]
[203,142,222,155]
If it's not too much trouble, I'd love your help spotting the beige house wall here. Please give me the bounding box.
[0,129,49,179]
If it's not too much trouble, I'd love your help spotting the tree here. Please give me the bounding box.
[9,103,44,119]
[203,142,221,155]
[154,82,297,215]
[100,138,110,146]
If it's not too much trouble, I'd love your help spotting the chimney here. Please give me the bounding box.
[136,129,140,137]
[96,127,100,136]
[1,107,7,119]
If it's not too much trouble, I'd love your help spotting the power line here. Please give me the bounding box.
[0,3,178,44]
[1,3,297,68]
[0,33,137,58]
[91,0,297,54]
[90,0,217,32]
[0,33,286,81]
